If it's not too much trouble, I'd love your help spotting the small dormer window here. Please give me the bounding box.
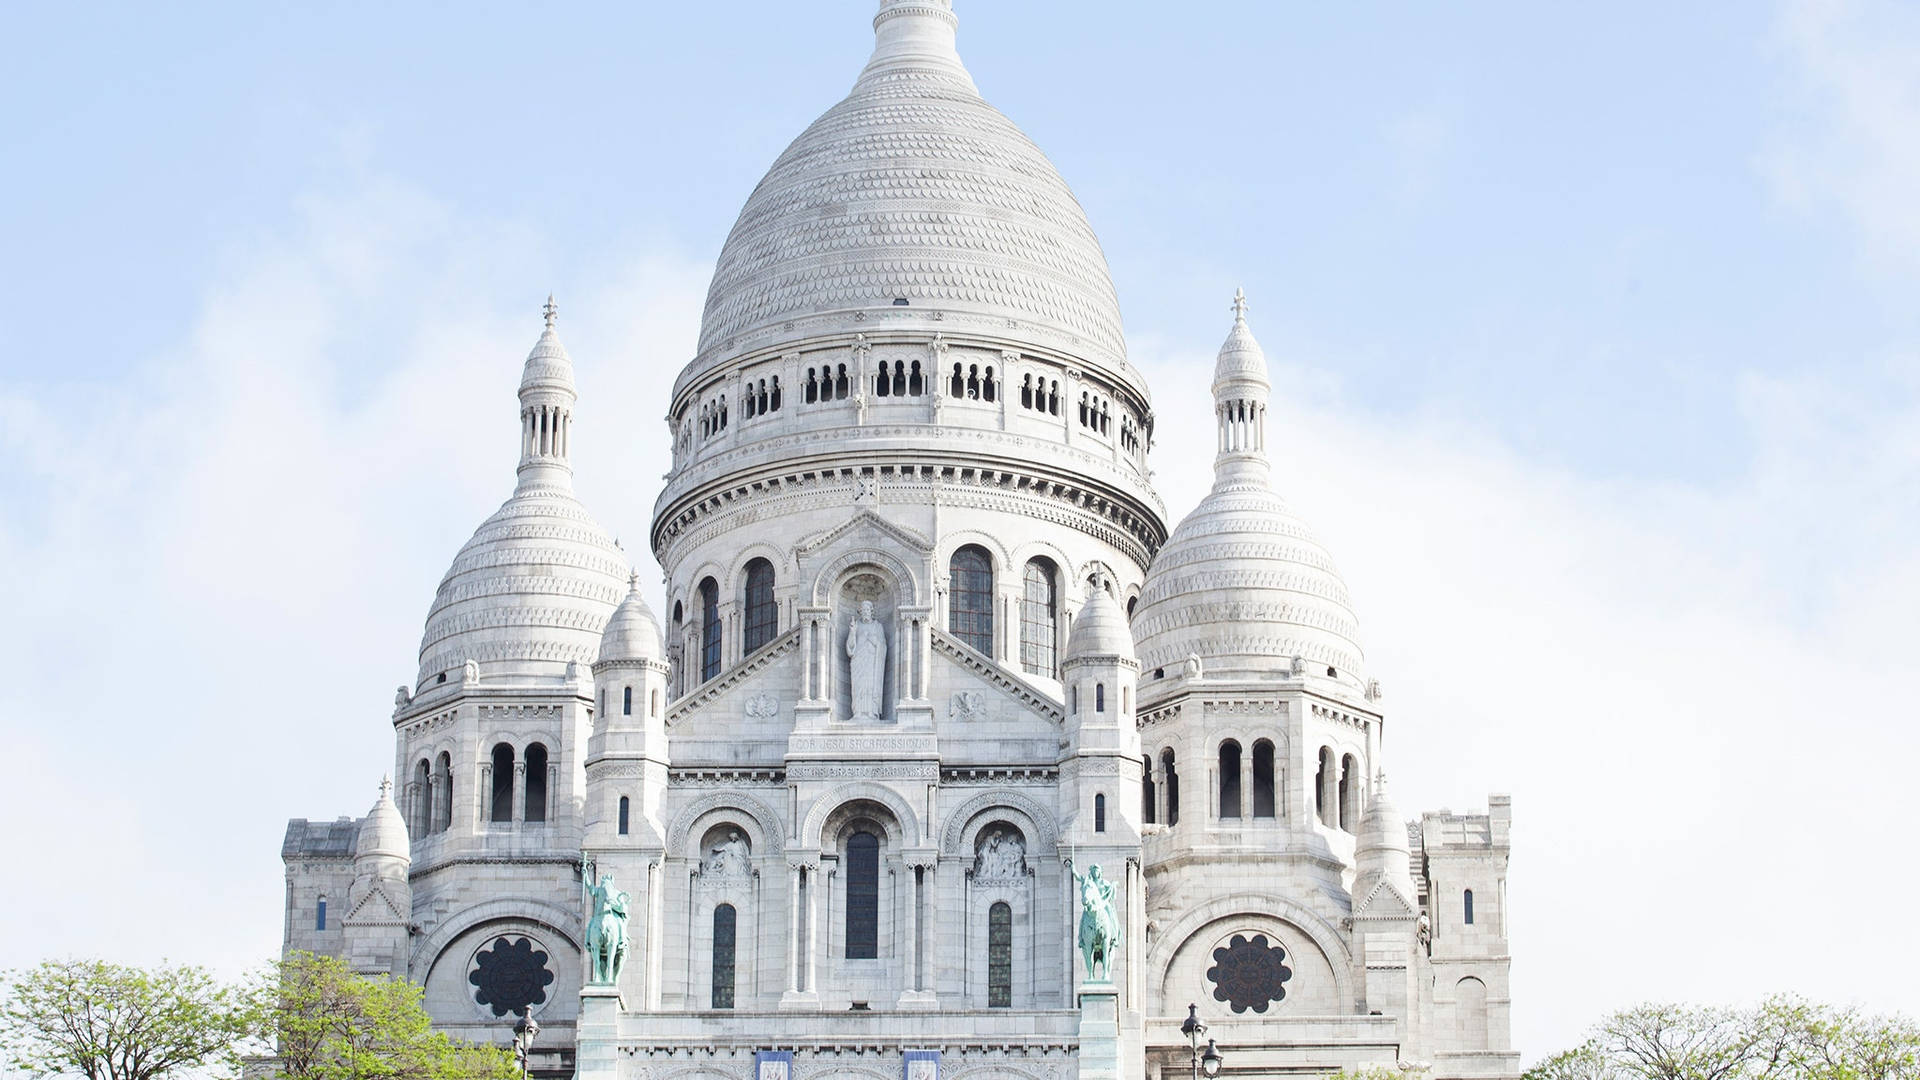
[892,297,910,306]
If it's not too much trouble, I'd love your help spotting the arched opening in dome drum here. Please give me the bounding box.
[1252,740,1277,818]
[1141,755,1156,824]
[1218,740,1242,818]
[411,759,430,838]
[743,558,776,654]
[1338,753,1359,831]
[1020,558,1057,676]
[947,546,994,655]
[490,743,514,823]
[523,743,548,822]
[1315,747,1335,827]
[699,578,721,682]
[1161,749,1180,826]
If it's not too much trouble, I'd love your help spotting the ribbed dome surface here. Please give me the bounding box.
[688,2,1129,388]
[1132,481,1365,686]
[355,779,410,870]
[417,485,630,686]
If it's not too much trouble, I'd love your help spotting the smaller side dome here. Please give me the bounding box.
[597,574,663,665]
[354,777,410,875]
[1064,586,1136,665]
[1355,772,1414,897]
[1213,288,1270,391]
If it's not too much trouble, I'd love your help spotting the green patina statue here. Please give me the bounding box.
[1069,859,1120,982]
[582,860,630,986]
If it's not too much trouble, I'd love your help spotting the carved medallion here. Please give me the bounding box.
[1205,932,1292,1014]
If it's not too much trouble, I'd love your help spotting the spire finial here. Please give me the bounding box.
[1232,287,1248,323]
[379,775,393,799]
[542,293,558,329]
[628,571,640,591]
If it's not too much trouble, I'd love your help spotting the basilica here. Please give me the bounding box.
[280,3,1518,1077]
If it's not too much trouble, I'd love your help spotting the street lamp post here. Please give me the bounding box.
[1181,1003,1224,1078]
[512,1014,540,1079]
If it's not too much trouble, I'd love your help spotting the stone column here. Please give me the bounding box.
[1240,753,1253,821]
[512,761,526,824]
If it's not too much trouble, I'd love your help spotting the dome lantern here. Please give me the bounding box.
[1212,288,1272,486]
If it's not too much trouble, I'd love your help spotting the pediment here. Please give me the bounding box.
[667,625,803,727]
[1352,877,1416,919]
[930,630,1064,727]
[343,883,407,926]
[797,508,931,560]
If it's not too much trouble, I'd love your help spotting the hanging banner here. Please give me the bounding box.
[903,1049,941,1080]
[754,1051,794,1080]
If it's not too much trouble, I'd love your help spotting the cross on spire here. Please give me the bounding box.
[1232,287,1249,322]
[543,294,558,329]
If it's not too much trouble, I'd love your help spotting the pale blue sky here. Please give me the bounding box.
[3,0,1917,1063]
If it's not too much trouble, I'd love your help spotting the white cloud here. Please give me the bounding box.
[1766,0,1920,272]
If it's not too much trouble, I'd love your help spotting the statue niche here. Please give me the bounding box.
[834,572,895,724]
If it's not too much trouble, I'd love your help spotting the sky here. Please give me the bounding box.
[1,0,1917,1063]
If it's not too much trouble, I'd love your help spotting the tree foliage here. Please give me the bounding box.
[266,953,516,1080]
[0,958,262,1080]
[1525,998,1920,1080]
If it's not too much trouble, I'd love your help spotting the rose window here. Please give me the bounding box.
[468,935,554,1018]
[1206,932,1292,1014]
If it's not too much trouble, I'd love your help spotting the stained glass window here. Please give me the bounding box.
[1019,558,1056,675]
[712,905,736,1008]
[987,901,1012,1007]
[846,831,879,959]
[743,559,776,654]
[948,546,994,655]
[700,578,721,682]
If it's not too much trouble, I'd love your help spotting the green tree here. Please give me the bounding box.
[267,952,516,1080]
[0,958,262,1080]
[1525,997,1920,1080]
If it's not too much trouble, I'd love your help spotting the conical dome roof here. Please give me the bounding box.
[597,574,664,665]
[1133,297,1366,689]
[416,311,630,687]
[1065,586,1136,664]
[355,777,410,872]
[682,0,1135,397]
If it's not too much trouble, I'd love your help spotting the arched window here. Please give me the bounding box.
[411,759,431,837]
[1019,558,1057,676]
[846,831,879,959]
[617,796,630,835]
[434,752,452,834]
[699,577,721,682]
[712,904,737,1009]
[1458,977,1489,1050]
[1339,753,1359,831]
[622,685,632,716]
[948,546,994,655]
[1219,740,1242,818]
[1315,747,1335,826]
[523,743,548,823]
[315,896,327,931]
[490,743,514,823]
[1141,755,1156,824]
[1252,740,1276,818]
[987,901,1012,1008]
[743,558,776,654]
[1161,749,1180,826]
[1464,889,1475,925]
[1094,793,1107,833]
[1095,683,1106,712]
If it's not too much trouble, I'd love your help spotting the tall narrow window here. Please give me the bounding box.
[948,546,994,655]
[987,901,1012,1007]
[1464,889,1475,925]
[1142,755,1157,824]
[622,685,632,715]
[1094,793,1107,833]
[846,831,879,959]
[1162,749,1180,826]
[712,904,737,1009]
[743,558,776,654]
[617,796,630,835]
[1096,683,1106,712]
[1019,558,1058,676]
[315,896,327,931]
[523,743,548,823]
[1219,740,1242,818]
[700,577,721,682]
[490,744,514,823]
[1252,740,1276,818]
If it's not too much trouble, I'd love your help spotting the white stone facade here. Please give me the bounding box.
[280,3,1518,1077]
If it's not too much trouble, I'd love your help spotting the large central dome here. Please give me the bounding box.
[687,0,1129,392]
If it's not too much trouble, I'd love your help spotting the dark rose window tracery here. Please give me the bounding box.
[469,936,554,1017]
[1206,933,1292,1014]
